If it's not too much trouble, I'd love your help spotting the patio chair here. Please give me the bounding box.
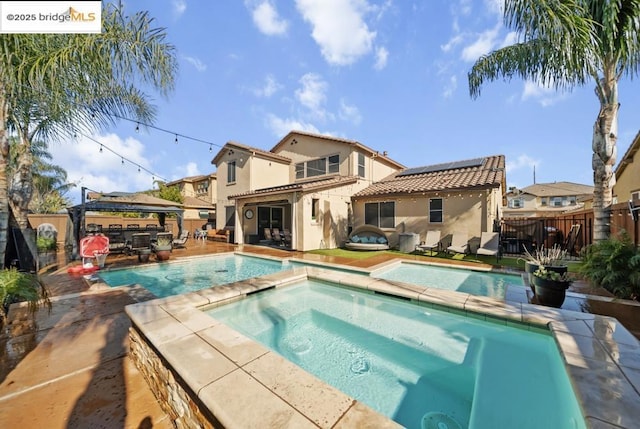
[264,228,273,243]
[476,232,501,262]
[447,232,469,255]
[282,229,292,247]
[416,230,441,254]
[272,228,283,245]
[129,233,152,257]
[172,230,189,248]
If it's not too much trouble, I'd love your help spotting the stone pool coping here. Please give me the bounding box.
[125,265,640,429]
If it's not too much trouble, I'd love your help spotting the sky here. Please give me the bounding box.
[49,0,640,204]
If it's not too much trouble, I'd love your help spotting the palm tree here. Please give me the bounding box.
[0,2,178,267]
[8,138,74,213]
[468,0,640,242]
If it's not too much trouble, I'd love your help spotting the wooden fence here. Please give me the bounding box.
[502,202,639,257]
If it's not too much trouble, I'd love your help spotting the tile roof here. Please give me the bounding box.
[182,196,215,209]
[521,181,593,197]
[211,141,291,165]
[353,155,505,197]
[229,175,359,199]
[165,174,215,186]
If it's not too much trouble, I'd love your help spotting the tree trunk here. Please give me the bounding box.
[9,129,34,230]
[592,75,618,242]
[0,88,9,268]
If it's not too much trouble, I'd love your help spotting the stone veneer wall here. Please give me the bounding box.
[129,327,220,429]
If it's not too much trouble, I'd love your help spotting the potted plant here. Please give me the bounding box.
[36,236,58,269]
[0,268,51,329]
[153,236,172,261]
[519,244,568,290]
[531,266,573,308]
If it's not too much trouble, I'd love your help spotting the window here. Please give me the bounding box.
[365,202,395,228]
[225,206,235,227]
[429,198,443,223]
[296,154,340,179]
[311,198,319,221]
[196,181,209,195]
[550,197,563,207]
[568,196,577,205]
[540,197,547,206]
[358,153,365,177]
[632,191,640,201]
[509,198,522,208]
[227,161,236,183]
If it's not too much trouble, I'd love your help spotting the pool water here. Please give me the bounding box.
[372,262,523,299]
[99,254,287,298]
[206,280,585,429]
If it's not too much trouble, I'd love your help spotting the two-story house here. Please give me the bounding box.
[503,181,593,218]
[165,174,217,222]
[614,130,640,204]
[211,130,404,250]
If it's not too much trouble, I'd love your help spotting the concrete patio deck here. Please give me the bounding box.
[1,240,639,428]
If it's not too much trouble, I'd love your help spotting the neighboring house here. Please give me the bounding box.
[211,130,404,250]
[351,155,506,248]
[614,130,640,204]
[165,174,217,221]
[503,181,594,217]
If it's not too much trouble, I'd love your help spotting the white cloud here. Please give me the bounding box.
[461,25,500,62]
[442,75,457,99]
[49,133,160,196]
[295,73,328,118]
[265,113,319,137]
[295,0,376,66]
[172,0,186,17]
[483,0,503,16]
[506,154,538,174]
[248,1,289,36]
[170,162,200,181]
[253,74,283,98]
[183,55,207,72]
[374,46,388,70]
[521,79,565,107]
[441,34,463,53]
[339,99,362,125]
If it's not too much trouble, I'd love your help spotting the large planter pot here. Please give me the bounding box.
[531,275,570,308]
[525,262,567,293]
[154,246,171,262]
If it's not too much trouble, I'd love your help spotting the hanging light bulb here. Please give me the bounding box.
[121,157,125,165]
[138,166,141,173]
[135,123,140,133]
[174,134,178,144]
[209,144,212,153]
[99,145,103,153]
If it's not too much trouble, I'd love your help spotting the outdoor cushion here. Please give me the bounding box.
[351,235,360,243]
[377,237,387,244]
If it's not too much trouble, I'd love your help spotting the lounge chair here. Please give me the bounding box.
[282,229,292,247]
[476,232,501,261]
[416,230,441,254]
[263,228,273,243]
[172,230,189,248]
[272,228,283,245]
[447,233,469,255]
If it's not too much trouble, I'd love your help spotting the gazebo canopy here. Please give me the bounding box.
[67,191,185,260]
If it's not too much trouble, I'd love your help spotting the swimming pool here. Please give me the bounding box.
[371,261,523,299]
[99,254,288,297]
[206,279,585,429]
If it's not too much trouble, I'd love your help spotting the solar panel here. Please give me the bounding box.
[398,157,485,176]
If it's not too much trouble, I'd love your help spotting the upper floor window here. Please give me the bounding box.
[429,198,443,223]
[358,153,365,177]
[196,181,209,195]
[632,190,640,201]
[509,198,523,208]
[568,196,577,205]
[540,197,547,206]
[550,196,566,207]
[227,161,236,184]
[365,201,395,229]
[295,154,339,179]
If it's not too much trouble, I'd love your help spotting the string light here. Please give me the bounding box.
[121,157,125,165]
[174,134,178,144]
[99,145,103,153]
[209,144,212,153]
[135,122,140,133]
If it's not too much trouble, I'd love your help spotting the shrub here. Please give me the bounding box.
[0,268,51,326]
[36,236,57,252]
[578,231,640,300]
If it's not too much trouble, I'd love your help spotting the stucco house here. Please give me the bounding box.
[211,131,404,250]
[165,174,217,221]
[503,181,594,218]
[351,155,506,250]
[614,130,640,204]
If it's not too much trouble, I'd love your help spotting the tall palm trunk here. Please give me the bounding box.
[9,128,34,230]
[0,87,9,268]
[592,72,618,242]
